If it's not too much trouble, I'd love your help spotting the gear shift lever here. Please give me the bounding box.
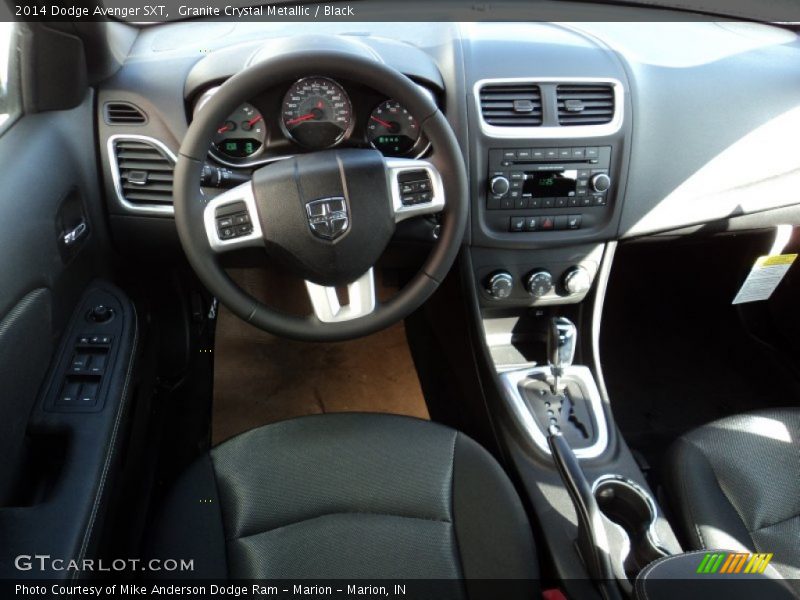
[547,317,577,394]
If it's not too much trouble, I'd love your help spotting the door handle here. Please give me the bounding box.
[62,221,87,246]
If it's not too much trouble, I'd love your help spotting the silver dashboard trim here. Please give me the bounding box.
[499,365,609,459]
[473,77,624,139]
[107,134,177,216]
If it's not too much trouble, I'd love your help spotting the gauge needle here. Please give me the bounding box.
[285,113,316,126]
[247,115,263,126]
[217,124,233,133]
[370,115,393,128]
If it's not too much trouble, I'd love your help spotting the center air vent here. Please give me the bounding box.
[479,83,543,127]
[104,102,147,125]
[556,84,615,126]
[112,138,175,205]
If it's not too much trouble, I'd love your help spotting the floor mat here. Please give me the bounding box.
[211,268,428,445]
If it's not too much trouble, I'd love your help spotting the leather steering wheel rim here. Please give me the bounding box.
[173,46,468,342]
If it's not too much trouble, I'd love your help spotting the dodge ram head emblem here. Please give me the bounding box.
[305,197,349,240]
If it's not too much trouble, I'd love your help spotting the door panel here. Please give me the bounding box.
[0,91,110,503]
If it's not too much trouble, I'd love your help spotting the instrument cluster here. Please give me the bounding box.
[193,76,433,168]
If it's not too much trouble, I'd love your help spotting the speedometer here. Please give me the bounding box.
[280,77,354,150]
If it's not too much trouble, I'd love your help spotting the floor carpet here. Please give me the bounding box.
[211,267,428,445]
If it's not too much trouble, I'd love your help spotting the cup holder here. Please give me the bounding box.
[593,475,669,579]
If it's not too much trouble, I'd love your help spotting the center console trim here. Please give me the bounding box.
[473,77,625,139]
[499,364,609,459]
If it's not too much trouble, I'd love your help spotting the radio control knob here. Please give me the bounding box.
[485,271,514,300]
[590,173,611,193]
[490,176,510,197]
[525,270,554,299]
[563,266,592,295]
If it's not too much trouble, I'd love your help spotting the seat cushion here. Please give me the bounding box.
[149,413,538,592]
[665,408,800,592]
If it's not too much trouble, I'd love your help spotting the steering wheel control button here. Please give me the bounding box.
[215,201,253,241]
[486,271,514,300]
[398,170,434,206]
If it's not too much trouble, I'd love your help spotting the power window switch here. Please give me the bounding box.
[88,354,106,375]
[57,380,81,406]
[79,381,99,406]
[70,354,90,373]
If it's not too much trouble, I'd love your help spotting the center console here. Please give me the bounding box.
[460,22,684,600]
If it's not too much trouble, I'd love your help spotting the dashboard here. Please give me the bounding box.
[97,19,800,307]
[193,76,432,167]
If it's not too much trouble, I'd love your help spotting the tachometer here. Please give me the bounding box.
[213,103,266,160]
[280,77,354,149]
[367,100,424,157]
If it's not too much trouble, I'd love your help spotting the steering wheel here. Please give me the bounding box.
[174,44,467,342]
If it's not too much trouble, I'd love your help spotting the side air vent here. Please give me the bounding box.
[479,83,543,127]
[104,102,147,125]
[112,138,175,205]
[556,84,615,126]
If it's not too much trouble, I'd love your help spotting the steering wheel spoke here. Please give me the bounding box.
[305,269,377,323]
[202,181,264,253]
[385,158,445,223]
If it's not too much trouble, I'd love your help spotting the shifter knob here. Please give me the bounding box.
[547,317,577,393]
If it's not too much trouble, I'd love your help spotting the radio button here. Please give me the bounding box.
[572,147,586,158]
[529,197,542,209]
[558,148,572,159]
[568,197,579,207]
[503,149,517,160]
[578,169,590,178]
[593,195,608,206]
[515,197,528,209]
[585,147,599,158]
[556,198,568,208]
[544,148,558,159]
[590,173,612,193]
[510,172,524,180]
[517,149,532,160]
[542,198,555,208]
[501,197,514,210]
[490,175,511,196]
[532,149,545,160]
[581,197,593,207]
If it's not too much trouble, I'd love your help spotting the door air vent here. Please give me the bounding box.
[479,83,543,127]
[104,102,147,125]
[112,138,175,205]
[556,84,615,126]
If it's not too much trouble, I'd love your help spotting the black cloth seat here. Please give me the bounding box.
[665,408,800,593]
[149,413,538,593]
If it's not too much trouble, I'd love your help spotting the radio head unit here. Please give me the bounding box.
[486,145,613,234]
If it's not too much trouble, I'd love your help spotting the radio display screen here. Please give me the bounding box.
[524,170,578,197]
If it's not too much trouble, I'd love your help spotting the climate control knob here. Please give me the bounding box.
[563,266,593,295]
[590,173,611,193]
[489,176,510,197]
[525,270,554,299]
[485,271,514,300]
